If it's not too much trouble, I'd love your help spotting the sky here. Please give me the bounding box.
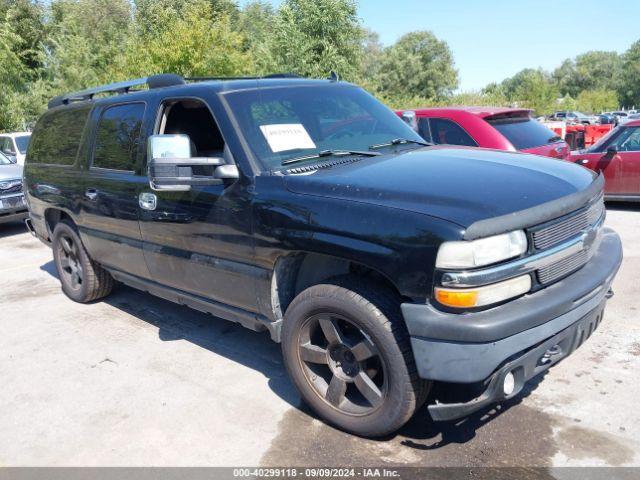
[238,0,640,91]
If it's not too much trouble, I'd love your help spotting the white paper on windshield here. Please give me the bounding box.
[259,124,316,153]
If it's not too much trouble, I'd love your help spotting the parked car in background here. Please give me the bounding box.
[569,119,640,200]
[598,113,616,125]
[0,132,31,165]
[24,74,622,437]
[0,151,28,224]
[550,111,598,125]
[399,107,569,158]
[611,111,630,125]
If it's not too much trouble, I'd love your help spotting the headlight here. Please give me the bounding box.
[435,275,532,308]
[436,230,527,269]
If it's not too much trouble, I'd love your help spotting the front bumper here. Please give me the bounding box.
[0,193,28,224]
[401,227,622,420]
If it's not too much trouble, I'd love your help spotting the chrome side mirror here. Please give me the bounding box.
[147,134,238,191]
[401,110,418,131]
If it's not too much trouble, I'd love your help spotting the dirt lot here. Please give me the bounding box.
[0,205,639,468]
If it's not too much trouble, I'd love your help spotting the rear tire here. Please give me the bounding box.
[52,219,113,303]
[281,276,430,437]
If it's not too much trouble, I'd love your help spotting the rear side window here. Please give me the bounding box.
[487,116,560,150]
[429,118,477,147]
[92,103,145,171]
[28,105,92,165]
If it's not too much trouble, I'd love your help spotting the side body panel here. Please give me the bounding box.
[137,89,261,313]
[78,100,151,279]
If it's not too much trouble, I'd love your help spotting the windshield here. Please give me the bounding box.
[15,135,30,154]
[224,84,425,170]
[0,151,13,165]
[487,116,561,150]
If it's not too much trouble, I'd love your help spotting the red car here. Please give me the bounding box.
[569,119,640,200]
[398,107,569,158]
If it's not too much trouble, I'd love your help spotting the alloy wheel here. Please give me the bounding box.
[58,233,83,290]
[297,313,387,416]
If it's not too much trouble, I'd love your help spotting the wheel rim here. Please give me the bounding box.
[297,313,388,416]
[57,233,83,290]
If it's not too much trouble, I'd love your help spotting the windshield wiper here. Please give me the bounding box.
[281,149,381,166]
[369,138,432,150]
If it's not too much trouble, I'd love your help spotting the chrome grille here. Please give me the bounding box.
[0,183,22,197]
[532,195,604,250]
[537,249,589,285]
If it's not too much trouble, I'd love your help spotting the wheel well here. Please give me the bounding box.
[44,209,73,239]
[271,252,403,320]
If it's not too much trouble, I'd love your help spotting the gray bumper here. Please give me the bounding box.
[0,208,28,224]
[402,228,622,384]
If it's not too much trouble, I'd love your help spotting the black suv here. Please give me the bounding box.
[24,74,622,437]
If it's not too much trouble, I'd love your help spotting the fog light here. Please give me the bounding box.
[503,371,515,396]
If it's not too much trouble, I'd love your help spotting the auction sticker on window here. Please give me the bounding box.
[260,123,316,152]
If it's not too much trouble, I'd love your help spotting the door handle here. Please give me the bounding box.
[139,192,157,211]
[85,188,99,201]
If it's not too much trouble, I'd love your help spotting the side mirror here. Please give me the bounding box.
[605,145,618,157]
[401,110,418,131]
[147,134,238,191]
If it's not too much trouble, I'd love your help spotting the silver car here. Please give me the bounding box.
[0,151,28,224]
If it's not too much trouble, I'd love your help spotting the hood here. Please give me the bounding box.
[0,164,23,182]
[284,146,596,229]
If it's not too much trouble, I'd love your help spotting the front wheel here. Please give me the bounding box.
[281,277,429,437]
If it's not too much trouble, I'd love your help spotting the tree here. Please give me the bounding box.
[619,40,640,107]
[374,31,458,102]
[500,68,559,115]
[267,0,365,80]
[553,51,622,97]
[121,0,251,78]
[238,0,277,74]
[575,89,619,113]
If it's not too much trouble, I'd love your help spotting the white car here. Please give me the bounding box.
[0,132,31,165]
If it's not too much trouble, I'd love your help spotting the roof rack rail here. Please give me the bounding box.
[184,73,302,82]
[47,74,185,109]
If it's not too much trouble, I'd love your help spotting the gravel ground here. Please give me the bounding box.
[0,204,638,469]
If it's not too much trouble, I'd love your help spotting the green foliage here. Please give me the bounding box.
[619,40,640,107]
[267,0,365,79]
[0,0,637,132]
[121,0,251,78]
[498,68,559,115]
[553,51,622,97]
[372,31,458,102]
[575,89,619,114]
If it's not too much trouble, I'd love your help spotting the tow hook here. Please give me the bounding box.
[540,345,562,365]
[605,289,614,299]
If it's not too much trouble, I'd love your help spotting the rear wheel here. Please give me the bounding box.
[281,277,430,437]
[52,220,113,303]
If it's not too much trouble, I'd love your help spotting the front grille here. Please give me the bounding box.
[0,182,22,195]
[537,249,589,285]
[532,195,604,250]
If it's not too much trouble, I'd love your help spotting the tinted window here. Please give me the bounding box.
[15,135,30,154]
[487,116,560,150]
[610,126,640,152]
[28,104,92,165]
[417,118,433,143]
[224,85,423,169]
[429,118,477,147]
[93,103,145,171]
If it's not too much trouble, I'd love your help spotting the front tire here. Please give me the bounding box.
[281,277,429,437]
[52,219,114,303]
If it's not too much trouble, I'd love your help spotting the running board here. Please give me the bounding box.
[107,269,282,342]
